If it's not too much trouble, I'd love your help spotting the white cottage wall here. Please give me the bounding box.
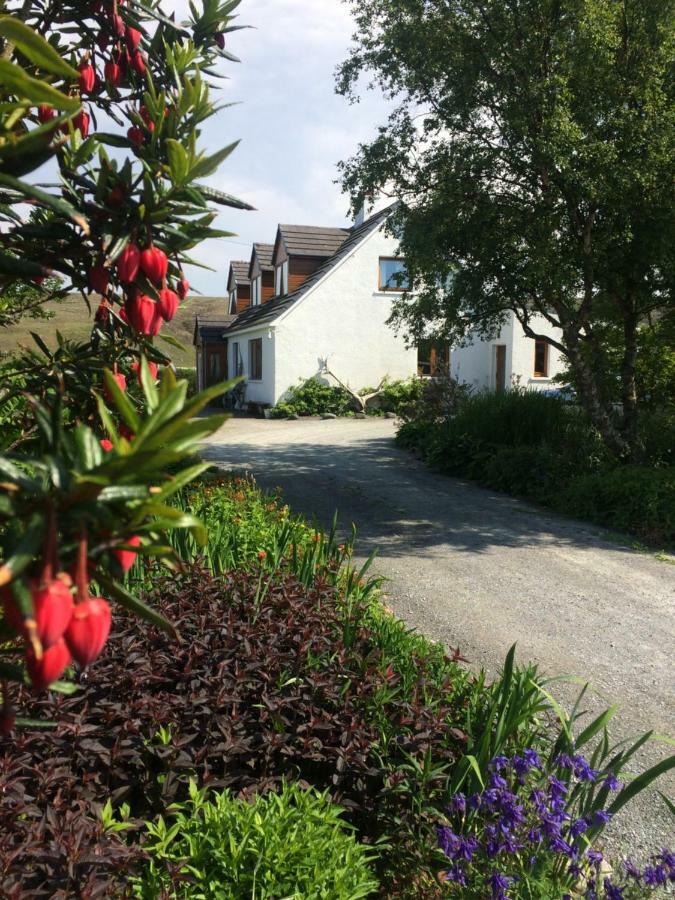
[509,314,566,390]
[228,327,276,405]
[273,226,418,403]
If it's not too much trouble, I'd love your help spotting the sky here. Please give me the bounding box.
[175,0,390,296]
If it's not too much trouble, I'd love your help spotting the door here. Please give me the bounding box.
[495,344,506,393]
[205,344,227,387]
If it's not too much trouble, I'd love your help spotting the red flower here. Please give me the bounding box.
[88,264,109,295]
[26,638,72,691]
[100,438,114,452]
[65,597,111,667]
[104,371,127,402]
[3,575,74,648]
[37,105,55,124]
[126,26,142,51]
[72,109,90,137]
[125,292,158,335]
[130,51,146,75]
[157,287,178,321]
[111,13,125,37]
[116,242,140,282]
[131,360,158,383]
[113,535,141,573]
[78,61,96,94]
[177,276,189,300]
[127,125,144,147]
[140,245,168,284]
[104,59,122,86]
[94,302,110,324]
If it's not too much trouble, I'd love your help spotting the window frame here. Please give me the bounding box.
[534,339,549,378]
[378,256,410,292]
[249,337,263,381]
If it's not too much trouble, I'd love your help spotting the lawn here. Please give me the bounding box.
[0,293,228,368]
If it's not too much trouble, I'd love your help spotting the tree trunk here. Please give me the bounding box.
[619,311,644,463]
[563,333,631,460]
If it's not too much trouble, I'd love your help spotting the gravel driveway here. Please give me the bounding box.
[202,415,674,859]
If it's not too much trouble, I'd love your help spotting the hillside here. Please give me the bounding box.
[0,294,230,368]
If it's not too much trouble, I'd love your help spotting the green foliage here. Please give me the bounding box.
[271,376,354,417]
[0,273,63,327]
[337,0,675,460]
[366,376,426,416]
[174,366,197,397]
[131,782,379,899]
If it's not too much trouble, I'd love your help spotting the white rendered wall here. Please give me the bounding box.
[228,328,276,405]
[451,311,566,392]
[272,226,418,403]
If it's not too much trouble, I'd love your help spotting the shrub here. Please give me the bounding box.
[0,565,468,893]
[132,781,378,898]
[271,376,353,417]
[554,466,675,545]
[174,366,197,397]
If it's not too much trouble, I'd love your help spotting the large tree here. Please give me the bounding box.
[337,0,674,460]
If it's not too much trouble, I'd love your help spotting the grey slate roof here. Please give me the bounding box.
[252,243,274,270]
[223,204,395,336]
[278,224,350,258]
[229,261,250,284]
[194,315,236,345]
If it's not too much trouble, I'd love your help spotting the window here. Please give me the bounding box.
[231,341,242,376]
[249,338,263,380]
[534,339,549,377]
[417,340,449,377]
[379,257,410,291]
[229,290,236,314]
[274,260,288,297]
[251,276,262,306]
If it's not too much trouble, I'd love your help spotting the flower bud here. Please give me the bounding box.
[177,276,189,300]
[215,32,225,49]
[100,438,114,452]
[130,51,146,75]
[157,287,178,321]
[65,597,111,667]
[127,125,144,147]
[111,13,125,37]
[113,535,141,574]
[37,105,55,124]
[26,638,72,691]
[78,61,96,94]
[72,109,90,137]
[104,59,122,87]
[104,371,127,402]
[124,292,157,335]
[88,264,109,295]
[125,26,142,51]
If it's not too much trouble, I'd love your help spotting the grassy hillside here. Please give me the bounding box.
[0,294,230,368]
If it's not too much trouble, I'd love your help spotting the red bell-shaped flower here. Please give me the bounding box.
[177,277,189,300]
[130,51,146,75]
[37,105,55,124]
[111,13,125,37]
[127,125,144,148]
[88,265,109,295]
[125,26,142,51]
[116,242,140,282]
[157,287,178,321]
[100,438,114,452]
[113,535,141,574]
[29,575,74,648]
[78,61,96,94]
[140,246,168,284]
[65,597,111,667]
[131,360,158,383]
[124,292,157,335]
[26,638,72,691]
[104,59,122,87]
[104,371,127,403]
[72,109,90,137]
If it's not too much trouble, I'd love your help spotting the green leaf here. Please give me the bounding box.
[0,251,51,279]
[195,183,255,210]
[0,513,45,587]
[188,140,240,180]
[609,755,675,817]
[575,706,619,750]
[0,173,88,233]
[102,370,141,433]
[0,59,80,110]
[0,17,80,79]
[166,139,189,183]
[96,573,176,635]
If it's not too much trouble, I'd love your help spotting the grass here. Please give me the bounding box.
[0,293,228,367]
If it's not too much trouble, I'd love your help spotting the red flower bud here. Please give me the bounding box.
[157,287,178,321]
[104,371,127,402]
[215,32,225,50]
[30,576,74,648]
[78,61,96,94]
[37,105,55,124]
[125,26,142,51]
[104,59,122,86]
[177,276,189,300]
[130,50,146,76]
[140,246,168,284]
[65,597,111,667]
[113,535,141,573]
[130,360,158,383]
[124,292,157,335]
[100,438,114,452]
[72,109,90,137]
[127,125,144,147]
[95,301,110,324]
[116,242,140,282]
[111,13,125,37]
[26,638,72,691]
[88,264,109,295]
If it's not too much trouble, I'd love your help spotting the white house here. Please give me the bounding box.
[195,204,566,406]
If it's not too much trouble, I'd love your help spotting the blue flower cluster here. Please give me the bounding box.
[435,749,638,899]
[586,849,675,899]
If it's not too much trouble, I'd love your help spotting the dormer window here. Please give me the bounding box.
[229,290,236,315]
[379,257,410,291]
[251,276,262,306]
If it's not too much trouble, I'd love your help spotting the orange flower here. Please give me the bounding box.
[257,550,267,560]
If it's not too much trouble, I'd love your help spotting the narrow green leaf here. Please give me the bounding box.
[96,573,176,636]
[0,17,79,79]
[0,59,80,110]
[102,370,141,433]
[0,173,88,233]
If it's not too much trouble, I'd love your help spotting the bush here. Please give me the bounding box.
[271,376,353,417]
[174,366,197,397]
[132,781,378,898]
[555,466,675,545]
[0,564,468,894]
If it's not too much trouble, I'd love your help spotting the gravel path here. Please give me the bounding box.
[202,416,675,861]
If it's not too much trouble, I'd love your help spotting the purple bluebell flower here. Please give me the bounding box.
[603,773,621,791]
[643,864,667,887]
[603,878,624,900]
[457,835,479,861]
[593,810,612,826]
[468,792,482,810]
[569,817,588,838]
[489,772,509,790]
[488,871,513,899]
[549,775,568,801]
[449,792,466,815]
[549,835,574,857]
[445,864,467,886]
[573,754,598,782]
[556,752,575,769]
[587,849,603,865]
[436,825,459,858]
[490,755,509,773]
[523,748,541,769]
[623,859,641,880]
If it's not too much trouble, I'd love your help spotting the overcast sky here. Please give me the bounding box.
[177,0,389,295]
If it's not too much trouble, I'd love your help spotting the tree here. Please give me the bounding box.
[0,0,249,712]
[337,0,674,461]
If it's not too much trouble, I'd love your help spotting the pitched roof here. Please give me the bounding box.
[277,224,350,258]
[229,261,250,284]
[223,204,395,336]
[193,314,236,345]
[252,243,274,270]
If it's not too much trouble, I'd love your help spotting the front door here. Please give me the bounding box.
[495,344,506,393]
[205,344,227,387]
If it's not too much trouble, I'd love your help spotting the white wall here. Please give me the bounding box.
[228,328,276,405]
[273,225,418,403]
[451,311,566,392]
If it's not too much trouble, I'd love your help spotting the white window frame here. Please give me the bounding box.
[248,337,263,381]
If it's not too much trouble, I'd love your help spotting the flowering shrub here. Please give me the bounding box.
[436,749,674,899]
